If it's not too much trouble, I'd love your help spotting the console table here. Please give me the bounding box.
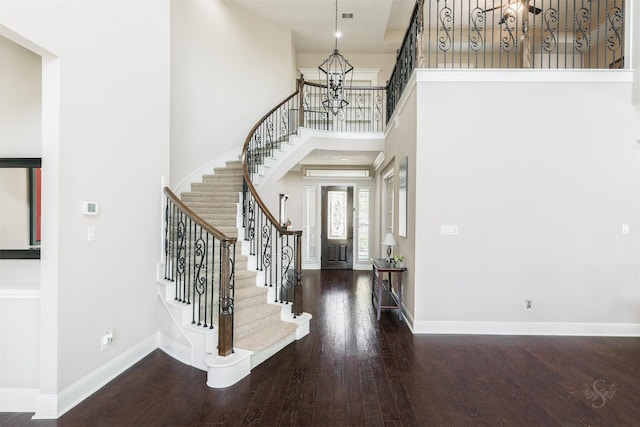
[371,258,406,321]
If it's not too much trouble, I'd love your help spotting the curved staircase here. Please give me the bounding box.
[158,159,309,388]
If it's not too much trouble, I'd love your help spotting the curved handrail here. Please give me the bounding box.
[241,90,300,238]
[164,187,238,244]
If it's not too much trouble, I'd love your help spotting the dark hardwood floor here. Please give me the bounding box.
[3,270,639,426]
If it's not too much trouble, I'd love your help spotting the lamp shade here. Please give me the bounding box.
[382,233,396,247]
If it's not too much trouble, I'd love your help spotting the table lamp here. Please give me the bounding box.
[382,232,396,262]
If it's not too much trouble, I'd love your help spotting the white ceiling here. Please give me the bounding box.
[231,0,416,54]
[297,149,381,166]
[231,0,415,167]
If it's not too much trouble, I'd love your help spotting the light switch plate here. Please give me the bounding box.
[88,225,96,242]
[440,225,459,236]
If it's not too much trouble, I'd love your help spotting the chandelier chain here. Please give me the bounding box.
[334,0,338,50]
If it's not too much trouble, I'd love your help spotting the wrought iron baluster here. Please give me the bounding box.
[262,217,272,286]
[192,228,207,326]
[605,4,623,65]
[176,211,186,302]
[209,234,216,329]
[470,4,485,64]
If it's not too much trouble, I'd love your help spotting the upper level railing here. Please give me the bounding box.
[163,188,236,356]
[300,80,386,133]
[425,0,625,69]
[387,0,423,123]
[386,0,626,118]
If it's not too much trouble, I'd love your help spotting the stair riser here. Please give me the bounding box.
[234,293,269,311]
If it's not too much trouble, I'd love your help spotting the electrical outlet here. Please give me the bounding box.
[524,300,532,311]
[100,330,114,351]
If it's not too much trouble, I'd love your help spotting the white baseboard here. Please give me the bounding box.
[412,321,640,336]
[32,393,57,419]
[38,333,159,419]
[0,387,39,413]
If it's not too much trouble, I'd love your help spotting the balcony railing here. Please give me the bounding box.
[387,0,626,118]
[299,81,386,133]
[424,0,625,70]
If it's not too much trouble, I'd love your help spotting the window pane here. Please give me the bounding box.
[303,186,317,261]
[328,190,347,240]
[357,188,370,261]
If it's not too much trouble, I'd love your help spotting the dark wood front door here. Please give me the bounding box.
[321,186,353,270]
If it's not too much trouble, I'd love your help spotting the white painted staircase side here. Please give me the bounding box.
[253,128,385,191]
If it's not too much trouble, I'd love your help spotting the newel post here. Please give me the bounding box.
[293,230,303,317]
[297,75,305,129]
[218,238,234,356]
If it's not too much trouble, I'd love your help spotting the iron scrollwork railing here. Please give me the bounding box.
[387,0,423,122]
[300,81,386,133]
[242,86,304,317]
[164,187,236,356]
[423,0,625,70]
[386,0,626,120]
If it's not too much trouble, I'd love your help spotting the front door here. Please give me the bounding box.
[321,186,353,269]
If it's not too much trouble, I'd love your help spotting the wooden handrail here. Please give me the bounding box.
[241,90,300,238]
[164,187,237,244]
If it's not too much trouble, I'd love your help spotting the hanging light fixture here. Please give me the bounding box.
[318,0,353,116]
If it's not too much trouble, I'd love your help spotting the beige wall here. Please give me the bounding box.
[383,87,418,324]
[410,71,639,334]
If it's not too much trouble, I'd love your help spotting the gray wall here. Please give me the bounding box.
[410,71,639,334]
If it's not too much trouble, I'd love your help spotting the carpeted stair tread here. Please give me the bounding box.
[234,321,297,353]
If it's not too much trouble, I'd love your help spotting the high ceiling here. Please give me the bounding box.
[231,0,416,54]
[230,0,416,168]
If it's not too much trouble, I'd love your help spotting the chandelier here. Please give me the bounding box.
[318,0,353,115]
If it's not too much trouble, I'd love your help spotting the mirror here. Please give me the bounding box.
[399,156,408,238]
[0,158,41,259]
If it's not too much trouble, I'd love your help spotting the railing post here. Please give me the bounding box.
[297,75,305,129]
[293,230,303,317]
[218,238,233,356]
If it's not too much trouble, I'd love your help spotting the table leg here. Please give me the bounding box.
[377,274,383,321]
[397,273,403,321]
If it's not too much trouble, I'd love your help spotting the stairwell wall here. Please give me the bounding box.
[1,0,171,416]
[170,0,297,188]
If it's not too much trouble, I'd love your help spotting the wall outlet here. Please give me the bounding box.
[524,300,533,311]
[100,330,114,351]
